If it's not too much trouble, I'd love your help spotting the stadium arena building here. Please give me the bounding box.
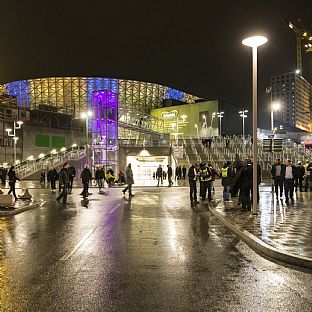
[0,77,204,182]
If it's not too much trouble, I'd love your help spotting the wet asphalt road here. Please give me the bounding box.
[0,186,312,312]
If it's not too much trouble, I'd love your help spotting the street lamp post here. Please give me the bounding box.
[6,121,23,165]
[81,110,93,164]
[242,35,268,215]
[209,112,216,136]
[239,109,248,139]
[217,112,224,136]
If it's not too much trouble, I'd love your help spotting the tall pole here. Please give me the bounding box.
[270,90,274,131]
[242,114,245,139]
[252,46,258,215]
[86,116,89,164]
[219,116,222,136]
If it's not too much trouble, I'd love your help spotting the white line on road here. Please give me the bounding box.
[60,228,95,261]
[109,203,122,214]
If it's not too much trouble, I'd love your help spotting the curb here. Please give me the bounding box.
[209,202,312,269]
[0,201,41,216]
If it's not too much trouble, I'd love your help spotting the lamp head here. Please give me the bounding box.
[242,36,268,48]
[272,102,281,110]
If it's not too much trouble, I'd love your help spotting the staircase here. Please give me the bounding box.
[15,147,87,179]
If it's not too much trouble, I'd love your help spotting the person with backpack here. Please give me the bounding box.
[167,165,173,187]
[95,166,105,192]
[237,159,253,210]
[295,161,305,192]
[47,167,58,192]
[56,163,70,204]
[199,162,212,203]
[67,164,76,193]
[80,164,92,198]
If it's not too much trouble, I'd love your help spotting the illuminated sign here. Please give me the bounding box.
[162,110,178,119]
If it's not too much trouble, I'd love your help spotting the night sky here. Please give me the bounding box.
[0,0,312,127]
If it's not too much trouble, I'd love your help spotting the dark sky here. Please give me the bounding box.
[0,0,311,127]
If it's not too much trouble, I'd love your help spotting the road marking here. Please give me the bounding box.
[109,203,122,214]
[60,228,95,261]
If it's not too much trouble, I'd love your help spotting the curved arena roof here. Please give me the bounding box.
[0,77,199,116]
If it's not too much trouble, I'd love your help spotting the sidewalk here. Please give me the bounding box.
[210,185,312,269]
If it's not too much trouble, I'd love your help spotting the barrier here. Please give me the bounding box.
[18,188,32,200]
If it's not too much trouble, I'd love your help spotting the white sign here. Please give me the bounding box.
[162,111,178,119]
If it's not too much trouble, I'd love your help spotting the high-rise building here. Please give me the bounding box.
[271,71,311,131]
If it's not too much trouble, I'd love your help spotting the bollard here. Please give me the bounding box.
[18,188,32,200]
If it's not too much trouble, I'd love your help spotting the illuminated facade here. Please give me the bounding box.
[0,77,198,116]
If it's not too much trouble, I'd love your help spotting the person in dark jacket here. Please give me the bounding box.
[80,164,92,198]
[8,166,20,200]
[1,167,7,185]
[95,166,105,191]
[156,165,163,186]
[182,165,187,180]
[67,164,76,193]
[271,158,286,200]
[167,165,173,187]
[238,159,253,210]
[56,163,70,203]
[188,163,199,204]
[295,161,305,192]
[47,167,58,192]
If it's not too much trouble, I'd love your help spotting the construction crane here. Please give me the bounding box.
[283,18,312,83]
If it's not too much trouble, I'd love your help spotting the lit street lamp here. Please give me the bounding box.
[194,124,199,140]
[271,102,281,132]
[81,110,93,164]
[210,112,216,136]
[239,109,248,139]
[217,112,224,136]
[242,35,268,215]
[6,120,23,165]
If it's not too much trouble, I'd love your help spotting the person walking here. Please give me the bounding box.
[167,165,173,187]
[122,163,134,197]
[305,159,312,192]
[178,165,182,180]
[175,166,179,180]
[80,164,92,198]
[56,163,70,204]
[182,165,187,180]
[188,163,199,205]
[95,166,105,192]
[156,164,163,186]
[7,166,20,200]
[271,158,285,200]
[67,164,76,193]
[47,167,58,192]
[207,162,220,201]
[221,161,233,202]
[283,159,297,203]
[295,161,305,192]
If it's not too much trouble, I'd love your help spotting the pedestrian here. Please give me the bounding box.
[221,161,233,202]
[122,163,134,197]
[47,167,58,192]
[182,165,187,180]
[175,166,179,180]
[188,163,199,205]
[1,167,7,185]
[95,166,105,191]
[237,159,253,211]
[156,164,163,186]
[106,167,115,187]
[207,162,220,201]
[40,171,46,184]
[295,161,305,192]
[80,164,92,198]
[56,163,70,204]
[67,164,76,193]
[283,159,297,203]
[199,162,212,203]
[167,165,173,186]
[7,166,20,200]
[305,159,312,191]
[271,158,285,200]
[178,165,182,180]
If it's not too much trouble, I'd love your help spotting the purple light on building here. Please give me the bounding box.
[91,91,118,148]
